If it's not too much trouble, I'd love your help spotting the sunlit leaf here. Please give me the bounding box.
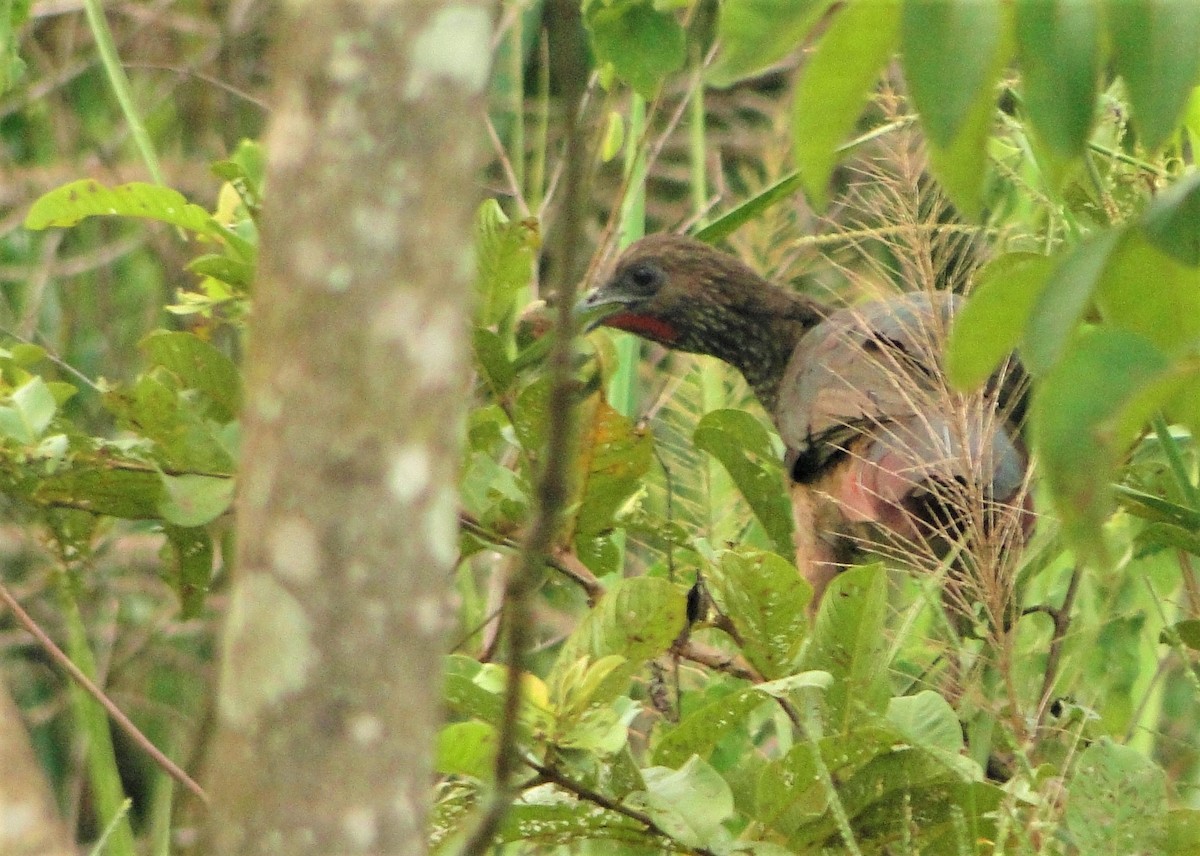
[1065,741,1168,854]
[436,721,498,781]
[947,252,1052,389]
[801,563,889,732]
[694,409,793,554]
[1107,0,1200,151]
[705,549,810,679]
[584,0,686,99]
[636,756,734,850]
[706,0,833,88]
[792,0,899,209]
[158,473,235,527]
[24,179,223,237]
[141,331,242,422]
[1015,0,1100,161]
[901,0,1004,148]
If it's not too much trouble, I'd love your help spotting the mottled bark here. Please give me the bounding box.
[0,678,74,856]
[202,1,489,853]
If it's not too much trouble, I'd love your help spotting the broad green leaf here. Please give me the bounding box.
[435,721,498,781]
[474,200,537,327]
[694,409,793,554]
[442,655,505,727]
[1162,619,1200,651]
[158,473,235,527]
[755,725,897,835]
[1095,230,1200,356]
[574,395,653,538]
[1065,741,1168,854]
[1141,171,1200,266]
[498,801,650,848]
[901,0,1004,148]
[946,252,1053,389]
[140,331,242,422]
[472,328,515,397]
[24,179,222,237]
[1032,328,1170,556]
[792,0,899,209]
[653,687,770,769]
[1023,228,1123,375]
[1107,0,1200,151]
[107,370,236,473]
[706,0,834,88]
[186,254,254,289]
[0,376,57,444]
[555,576,686,679]
[33,464,164,519]
[585,0,686,99]
[162,524,214,619]
[887,691,980,779]
[1015,0,1100,161]
[1167,808,1200,855]
[637,756,735,850]
[705,549,810,679]
[800,563,889,732]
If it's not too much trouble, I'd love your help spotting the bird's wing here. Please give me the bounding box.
[774,291,1028,536]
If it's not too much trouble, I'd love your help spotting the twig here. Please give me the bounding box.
[674,639,761,683]
[0,580,209,804]
[458,514,604,601]
[527,757,720,856]
[1034,563,1083,732]
[459,1,591,851]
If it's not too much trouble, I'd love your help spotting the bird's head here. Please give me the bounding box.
[578,233,792,354]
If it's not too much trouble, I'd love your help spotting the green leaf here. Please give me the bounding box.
[694,409,793,555]
[158,473,235,527]
[637,756,735,850]
[1014,0,1100,161]
[1095,229,1200,356]
[1023,228,1123,375]
[1161,619,1200,650]
[901,0,1004,148]
[1166,808,1200,855]
[442,655,505,727]
[186,254,254,289]
[694,173,804,244]
[33,464,165,519]
[24,179,222,237]
[474,200,537,327]
[705,549,810,679]
[887,690,980,779]
[1032,328,1170,557]
[1141,171,1200,266]
[472,328,515,397]
[140,331,242,422]
[498,802,650,848]
[1065,741,1168,854]
[801,563,889,732]
[555,576,686,676]
[435,721,498,781]
[1107,0,1200,152]
[585,0,686,99]
[574,396,653,538]
[792,0,899,209]
[946,252,1053,389]
[653,687,770,769]
[162,524,213,619]
[0,376,57,444]
[706,0,834,88]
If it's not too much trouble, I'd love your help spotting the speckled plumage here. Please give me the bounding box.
[583,233,1032,614]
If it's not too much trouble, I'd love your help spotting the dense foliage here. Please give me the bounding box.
[3,0,1200,854]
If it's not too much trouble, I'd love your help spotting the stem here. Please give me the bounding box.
[81,0,165,184]
[1034,563,1083,732]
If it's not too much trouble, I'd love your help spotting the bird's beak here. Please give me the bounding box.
[574,288,629,333]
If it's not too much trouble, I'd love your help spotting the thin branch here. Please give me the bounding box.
[459,1,591,850]
[526,757,720,856]
[0,580,209,804]
[1034,563,1084,732]
[458,514,604,601]
[674,639,761,683]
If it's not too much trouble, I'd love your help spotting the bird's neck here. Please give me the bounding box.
[685,281,824,414]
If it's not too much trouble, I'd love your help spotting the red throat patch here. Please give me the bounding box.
[603,311,680,344]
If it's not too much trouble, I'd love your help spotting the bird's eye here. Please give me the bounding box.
[627,263,661,292]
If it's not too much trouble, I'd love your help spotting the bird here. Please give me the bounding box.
[580,233,1031,619]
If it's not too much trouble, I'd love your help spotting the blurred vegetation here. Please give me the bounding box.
[4,0,1200,854]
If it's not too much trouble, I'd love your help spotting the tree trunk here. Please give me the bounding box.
[203,1,490,852]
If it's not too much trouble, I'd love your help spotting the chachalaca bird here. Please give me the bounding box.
[581,233,1031,616]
